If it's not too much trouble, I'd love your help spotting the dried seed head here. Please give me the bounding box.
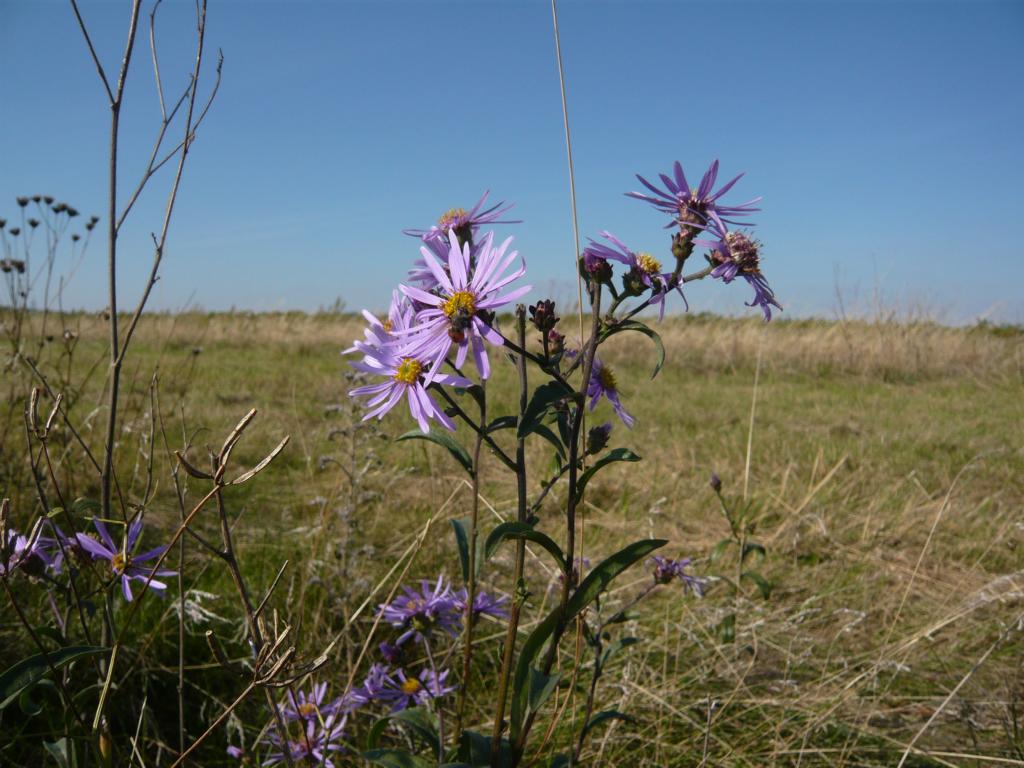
[28,218,39,229]
[16,196,29,207]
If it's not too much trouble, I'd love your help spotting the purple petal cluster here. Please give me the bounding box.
[403,190,519,247]
[348,290,472,433]
[627,159,760,233]
[697,224,782,321]
[650,555,705,596]
[397,230,531,381]
[587,357,635,428]
[75,517,175,601]
[370,667,456,714]
[262,712,347,767]
[584,231,686,320]
[348,219,531,431]
[378,575,463,645]
[1,522,53,576]
[455,588,509,622]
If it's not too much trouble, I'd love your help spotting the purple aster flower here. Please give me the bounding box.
[650,556,706,596]
[587,357,635,428]
[454,588,509,622]
[403,190,519,246]
[584,232,686,320]
[396,229,531,381]
[375,667,456,713]
[280,682,342,723]
[346,294,468,434]
[627,159,761,234]
[263,712,347,767]
[74,517,175,601]
[353,662,394,708]
[379,576,462,645]
[697,224,782,322]
[1,522,53,576]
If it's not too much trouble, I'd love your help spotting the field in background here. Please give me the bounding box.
[3,310,1023,765]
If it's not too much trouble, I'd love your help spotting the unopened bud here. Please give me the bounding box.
[586,422,612,455]
[709,472,722,493]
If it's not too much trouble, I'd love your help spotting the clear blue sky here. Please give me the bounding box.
[2,0,1022,323]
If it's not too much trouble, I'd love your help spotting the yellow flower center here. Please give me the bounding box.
[598,366,617,391]
[442,290,477,319]
[438,207,468,230]
[401,678,422,695]
[297,702,318,718]
[111,552,132,574]
[394,359,423,385]
[381,319,393,332]
[635,252,661,275]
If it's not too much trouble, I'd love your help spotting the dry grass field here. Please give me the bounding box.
[2,310,1023,766]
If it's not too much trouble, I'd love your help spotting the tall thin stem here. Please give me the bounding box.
[491,307,530,765]
[454,384,486,745]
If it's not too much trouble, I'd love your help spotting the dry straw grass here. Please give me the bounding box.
[3,310,1022,765]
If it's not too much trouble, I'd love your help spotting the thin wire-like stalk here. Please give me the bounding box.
[491,308,530,765]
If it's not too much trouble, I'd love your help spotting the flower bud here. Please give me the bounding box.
[581,249,612,283]
[709,472,722,493]
[528,299,559,333]
[547,330,565,356]
[16,197,28,207]
[586,422,612,455]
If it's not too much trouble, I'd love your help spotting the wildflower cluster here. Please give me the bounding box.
[334,163,773,764]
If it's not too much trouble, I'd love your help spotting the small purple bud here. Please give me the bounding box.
[586,422,612,456]
[709,473,722,493]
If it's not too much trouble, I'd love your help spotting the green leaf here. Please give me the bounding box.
[485,522,565,572]
[43,738,70,768]
[512,538,666,741]
[709,538,732,564]
[600,320,665,378]
[391,706,441,756]
[741,541,766,566]
[362,749,434,768]
[600,637,639,667]
[566,538,667,618]
[366,717,389,750]
[716,613,736,644]
[518,381,572,440]
[397,430,473,475]
[582,710,636,738]
[741,571,773,599]
[532,424,566,463]
[451,518,471,583]
[574,448,641,503]
[0,646,107,710]
[19,678,56,716]
[510,608,562,742]
[487,415,518,433]
[458,729,511,767]
[71,498,100,517]
[528,668,560,714]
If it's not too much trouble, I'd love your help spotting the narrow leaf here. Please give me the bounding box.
[485,522,565,572]
[361,749,435,768]
[518,381,572,440]
[741,571,773,599]
[566,538,666,618]
[398,430,473,475]
[601,320,665,378]
[0,646,107,710]
[582,709,636,738]
[574,448,641,503]
[451,518,471,583]
[528,668,560,713]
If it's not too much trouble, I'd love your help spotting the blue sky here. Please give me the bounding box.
[1,0,1022,323]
